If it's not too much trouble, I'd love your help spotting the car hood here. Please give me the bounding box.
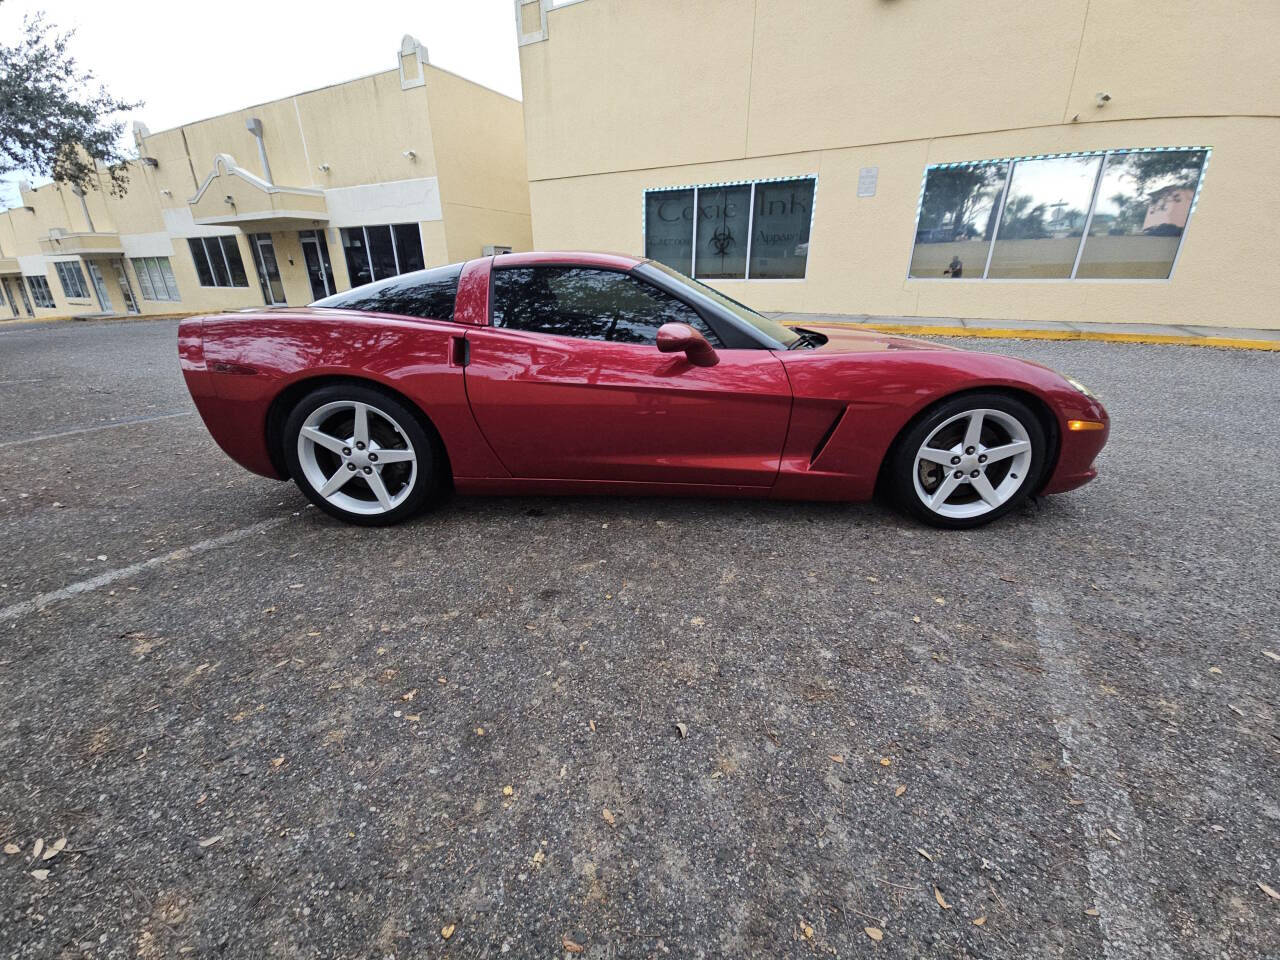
[791,323,960,354]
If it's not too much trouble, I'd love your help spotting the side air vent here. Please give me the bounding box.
[810,406,848,465]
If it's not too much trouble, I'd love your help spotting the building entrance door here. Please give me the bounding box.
[113,259,140,314]
[86,261,112,313]
[1,278,19,317]
[249,233,287,305]
[299,230,335,300]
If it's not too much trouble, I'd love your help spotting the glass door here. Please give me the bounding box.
[2,278,19,317]
[249,233,286,305]
[85,261,113,313]
[299,230,335,300]
[112,259,139,314]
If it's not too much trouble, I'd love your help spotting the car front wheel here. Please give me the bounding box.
[283,383,443,526]
[889,392,1047,529]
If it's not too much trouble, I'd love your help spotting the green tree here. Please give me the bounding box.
[0,8,141,197]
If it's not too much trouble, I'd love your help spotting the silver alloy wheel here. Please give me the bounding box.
[912,407,1033,520]
[296,400,418,516]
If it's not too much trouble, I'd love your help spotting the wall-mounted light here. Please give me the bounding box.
[1095,92,1112,108]
[402,149,417,161]
[317,163,331,173]
[224,194,235,206]
[160,189,172,197]
[140,157,159,168]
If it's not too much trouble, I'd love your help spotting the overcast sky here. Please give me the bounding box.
[0,0,527,207]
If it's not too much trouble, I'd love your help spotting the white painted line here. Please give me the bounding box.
[0,378,46,385]
[0,518,286,624]
[0,411,192,448]
[1032,591,1175,960]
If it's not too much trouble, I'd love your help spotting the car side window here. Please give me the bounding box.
[491,266,721,346]
[312,263,463,320]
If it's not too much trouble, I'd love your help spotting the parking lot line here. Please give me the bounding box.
[1033,591,1176,960]
[0,517,285,624]
[0,410,192,447]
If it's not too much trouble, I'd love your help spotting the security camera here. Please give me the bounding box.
[317,163,330,173]
[402,149,417,160]
[1095,92,1111,107]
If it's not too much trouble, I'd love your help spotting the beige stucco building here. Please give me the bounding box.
[515,0,1280,329]
[0,36,531,320]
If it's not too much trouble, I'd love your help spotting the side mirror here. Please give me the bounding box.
[656,322,719,367]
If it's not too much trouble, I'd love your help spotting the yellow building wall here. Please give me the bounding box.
[423,66,533,261]
[519,0,1280,329]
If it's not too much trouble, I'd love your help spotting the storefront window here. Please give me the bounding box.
[908,163,1008,279]
[1075,150,1207,279]
[644,176,817,281]
[909,148,1208,281]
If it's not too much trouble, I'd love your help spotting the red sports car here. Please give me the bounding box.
[178,251,1108,529]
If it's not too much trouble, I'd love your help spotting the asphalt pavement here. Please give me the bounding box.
[1,317,1277,959]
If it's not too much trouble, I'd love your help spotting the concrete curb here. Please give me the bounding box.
[787,321,1280,352]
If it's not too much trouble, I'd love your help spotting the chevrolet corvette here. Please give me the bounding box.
[178,251,1109,528]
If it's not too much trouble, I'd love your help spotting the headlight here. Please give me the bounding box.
[1065,376,1095,398]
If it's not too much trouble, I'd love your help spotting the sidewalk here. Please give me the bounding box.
[773,312,1280,351]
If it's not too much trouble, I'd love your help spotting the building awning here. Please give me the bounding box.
[189,153,328,231]
[37,231,124,257]
[0,257,20,275]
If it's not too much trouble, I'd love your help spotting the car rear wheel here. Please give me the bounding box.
[283,384,443,526]
[889,392,1047,529]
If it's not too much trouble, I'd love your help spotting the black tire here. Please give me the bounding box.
[886,391,1048,530]
[282,382,445,526]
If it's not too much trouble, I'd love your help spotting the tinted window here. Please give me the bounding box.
[491,266,720,345]
[313,262,463,320]
[393,223,425,273]
[366,225,397,281]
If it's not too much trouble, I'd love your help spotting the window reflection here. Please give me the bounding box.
[313,263,463,320]
[492,267,720,345]
[908,163,1008,279]
[1075,150,1206,279]
[987,155,1102,279]
[750,179,815,279]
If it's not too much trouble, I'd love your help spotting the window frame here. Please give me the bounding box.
[906,146,1211,284]
[339,223,426,288]
[27,274,55,308]
[187,236,250,288]
[642,175,818,283]
[130,256,181,302]
[53,260,91,300]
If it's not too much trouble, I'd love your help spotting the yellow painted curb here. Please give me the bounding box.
[787,321,1280,352]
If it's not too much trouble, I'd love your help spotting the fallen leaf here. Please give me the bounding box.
[690,616,705,627]
[917,848,933,862]
[401,688,417,701]
[438,676,448,684]
[503,785,514,797]
[531,849,545,867]
[588,719,596,732]
[1104,828,1123,842]
[934,597,945,605]
[41,838,66,861]
[865,575,879,583]
[1209,666,1222,675]
[934,886,952,910]
[32,838,44,860]
[563,935,584,953]
[602,808,616,826]
[894,785,906,797]
[880,757,892,767]
[829,754,845,764]
[3,843,19,855]
[800,922,815,940]
[1262,651,1280,663]
[912,615,921,624]
[198,835,222,848]
[864,926,883,942]
[405,714,420,722]
[271,756,286,768]
[973,916,986,926]
[999,575,1017,583]
[440,924,455,940]
[1084,907,1099,917]
[30,869,49,881]
[475,726,485,736]
[675,722,688,739]
[1258,881,1280,901]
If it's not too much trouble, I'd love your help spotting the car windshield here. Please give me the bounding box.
[644,260,800,348]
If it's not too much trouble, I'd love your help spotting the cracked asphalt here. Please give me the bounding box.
[0,317,1277,959]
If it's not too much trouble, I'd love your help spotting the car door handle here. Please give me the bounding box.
[450,335,470,367]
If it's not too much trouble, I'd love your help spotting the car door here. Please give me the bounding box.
[462,265,792,487]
